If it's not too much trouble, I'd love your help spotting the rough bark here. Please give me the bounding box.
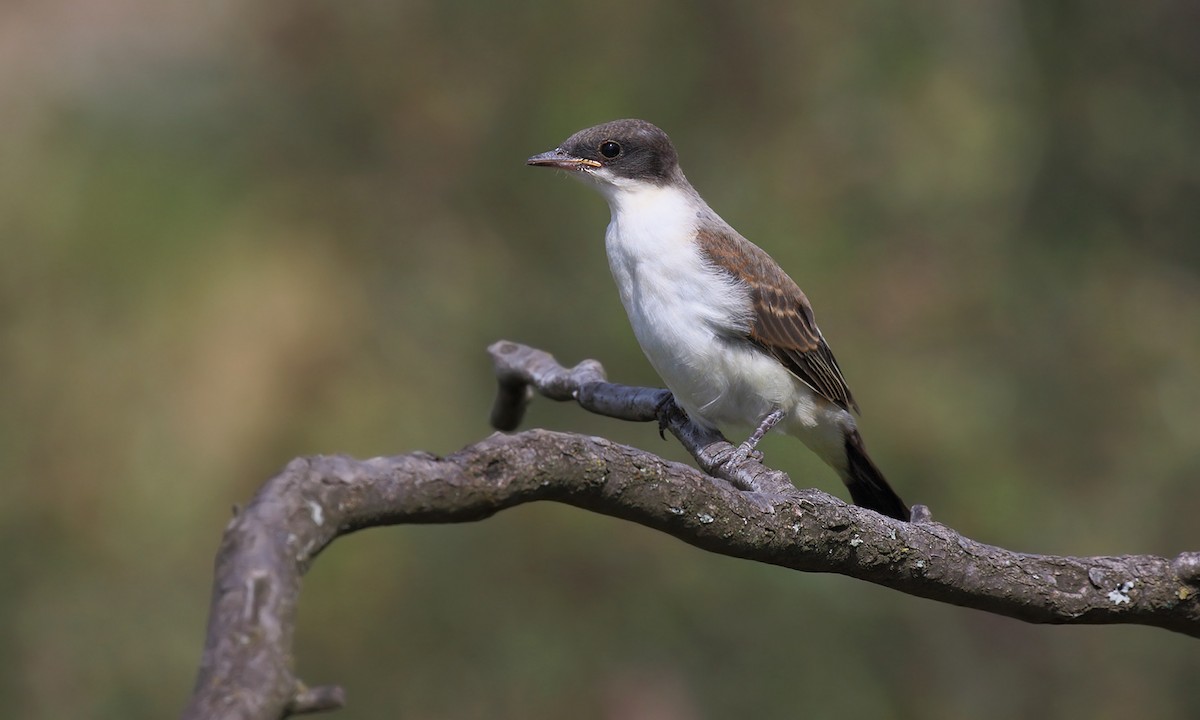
[182,341,1200,720]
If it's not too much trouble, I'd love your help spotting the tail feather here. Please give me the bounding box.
[842,429,910,521]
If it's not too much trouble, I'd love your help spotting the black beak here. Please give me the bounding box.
[526,149,601,169]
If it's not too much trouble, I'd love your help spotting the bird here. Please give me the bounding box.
[526,119,910,521]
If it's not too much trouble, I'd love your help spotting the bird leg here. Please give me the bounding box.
[699,408,784,470]
[741,408,784,456]
[655,397,791,507]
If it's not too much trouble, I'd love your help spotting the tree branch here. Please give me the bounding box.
[183,341,1200,719]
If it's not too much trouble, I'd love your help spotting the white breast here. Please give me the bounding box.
[599,183,800,430]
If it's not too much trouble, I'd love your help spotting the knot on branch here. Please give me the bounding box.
[288,685,347,715]
[1173,552,1200,585]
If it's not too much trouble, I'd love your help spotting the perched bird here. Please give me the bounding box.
[527,119,910,521]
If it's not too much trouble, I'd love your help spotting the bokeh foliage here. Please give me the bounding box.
[2,0,1199,717]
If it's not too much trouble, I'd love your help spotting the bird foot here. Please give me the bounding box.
[657,398,788,512]
[702,440,764,469]
[697,440,789,495]
[738,442,766,464]
[699,408,778,473]
[654,392,685,440]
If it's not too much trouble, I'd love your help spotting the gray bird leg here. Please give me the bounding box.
[703,408,785,469]
[742,408,785,453]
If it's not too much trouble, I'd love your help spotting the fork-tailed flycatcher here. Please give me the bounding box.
[527,119,910,521]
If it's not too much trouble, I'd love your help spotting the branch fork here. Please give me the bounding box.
[182,340,1200,719]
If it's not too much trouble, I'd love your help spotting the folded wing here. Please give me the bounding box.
[697,227,859,413]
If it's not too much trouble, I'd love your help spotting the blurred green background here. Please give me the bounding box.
[4,0,1200,717]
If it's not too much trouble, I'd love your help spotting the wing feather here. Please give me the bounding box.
[697,227,859,413]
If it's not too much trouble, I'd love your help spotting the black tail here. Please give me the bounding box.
[843,429,910,521]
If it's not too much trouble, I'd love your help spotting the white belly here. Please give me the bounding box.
[598,183,853,467]
[602,192,791,429]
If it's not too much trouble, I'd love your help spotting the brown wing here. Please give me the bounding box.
[697,227,860,413]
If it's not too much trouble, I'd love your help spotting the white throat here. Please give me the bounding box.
[597,179,717,324]
[596,179,770,426]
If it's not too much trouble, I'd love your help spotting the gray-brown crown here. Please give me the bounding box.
[555,119,683,185]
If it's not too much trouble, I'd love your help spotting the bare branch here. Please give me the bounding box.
[488,340,797,496]
[183,341,1200,719]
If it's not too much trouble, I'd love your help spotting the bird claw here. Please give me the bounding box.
[657,397,788,511]
[697,442,735,470]
[702,440,762,471]
[654,392,682,440]
[697,441,783,494]
[725,443,752,467]
[741,443,765,463]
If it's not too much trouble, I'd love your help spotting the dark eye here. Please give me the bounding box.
[599,141,621,159]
